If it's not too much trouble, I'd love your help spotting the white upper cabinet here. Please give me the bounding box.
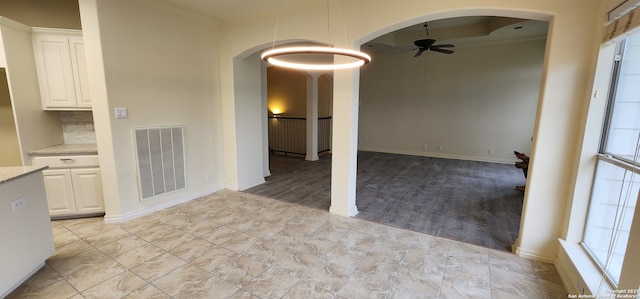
[69,37,91,108]
[32,29,91,110]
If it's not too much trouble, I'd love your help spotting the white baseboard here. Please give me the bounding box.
[225,178,266,192]
[329,205,359,217]
[103,187,222,223]
[514,245,556,263]
[238,178,266,191]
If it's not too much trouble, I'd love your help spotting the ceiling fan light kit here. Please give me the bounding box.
[413,23,455,57]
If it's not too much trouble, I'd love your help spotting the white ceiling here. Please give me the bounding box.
[154,0,317,22]
[363,16,549,54]
[140,1,550,56]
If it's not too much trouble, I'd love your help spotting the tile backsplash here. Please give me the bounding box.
[60,111,96,144]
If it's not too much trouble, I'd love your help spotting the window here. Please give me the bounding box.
[582,32,640,286]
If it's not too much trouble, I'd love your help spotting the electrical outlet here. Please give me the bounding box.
[438,145,443,151]
[11,197,26,211]
[206,174,212,183]
[423,144,428,150]
[488,148,494,155]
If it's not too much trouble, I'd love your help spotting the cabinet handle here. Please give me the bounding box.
[60,158,75,163]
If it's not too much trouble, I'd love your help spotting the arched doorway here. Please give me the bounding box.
[229,5,578,258]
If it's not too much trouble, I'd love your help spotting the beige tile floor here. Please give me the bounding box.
[8,190,567,298]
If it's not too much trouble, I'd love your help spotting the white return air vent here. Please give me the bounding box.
[134,126,186,201]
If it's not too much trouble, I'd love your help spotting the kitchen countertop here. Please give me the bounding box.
[0,166,49,185]
[27,143,98,156]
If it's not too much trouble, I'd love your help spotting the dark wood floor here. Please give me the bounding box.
[244,151,526,251]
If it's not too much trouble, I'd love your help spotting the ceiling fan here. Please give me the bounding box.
[413,23,455,57]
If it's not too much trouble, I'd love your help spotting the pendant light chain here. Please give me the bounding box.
[326,0,332,47]
[340,0,348,48]
[261,0,371,70]
[270,0,284,49]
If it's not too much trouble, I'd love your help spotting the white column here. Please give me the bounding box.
[228,54,266,190]
[261,64,271,177]
[330,67,359,217]
[306,73,320,161]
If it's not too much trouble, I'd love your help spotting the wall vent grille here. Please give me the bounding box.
[134,126,185,201]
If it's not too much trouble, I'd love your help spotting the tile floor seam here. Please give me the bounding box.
[297,276,330,296]
[41,264,80,298]
[147,264,196,298]
[322,251,357,297]
[78,228,178,298]
[383,254,404,299]
[488,252,494,299]
[492,251,501,299]
[437,240,453,299]
[81,237,144,295]
[273,265,306,298]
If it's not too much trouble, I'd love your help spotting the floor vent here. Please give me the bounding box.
[134,126,186,201]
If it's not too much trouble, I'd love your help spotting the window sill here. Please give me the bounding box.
[557,239,614,296]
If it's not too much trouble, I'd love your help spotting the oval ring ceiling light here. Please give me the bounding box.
[261,46,371,70]
[261,0,371,71]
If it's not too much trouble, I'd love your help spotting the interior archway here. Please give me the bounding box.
[355,16,547,251]
[240,12,546,253]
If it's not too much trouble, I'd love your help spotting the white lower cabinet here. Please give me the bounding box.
[33,155,104,218]
[42,169,76,215]
[70,168,104,214]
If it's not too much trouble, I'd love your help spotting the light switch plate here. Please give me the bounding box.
[115,107,128,119]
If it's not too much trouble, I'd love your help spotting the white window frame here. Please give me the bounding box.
[581,35,640,287]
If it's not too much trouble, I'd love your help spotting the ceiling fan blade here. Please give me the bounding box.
[414,49,426,57]
[430,47,454,54]
[432,44,455,48]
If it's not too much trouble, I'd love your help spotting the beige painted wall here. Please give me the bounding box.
[318,74,332,117]
[267,67,306,117]
[0,68,21,166]
[267,67,332,118]
[0,0,81,29]
[79,0,224,220]
[359,38,545,163]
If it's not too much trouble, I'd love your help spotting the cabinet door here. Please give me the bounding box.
[71,168,104,214]
[42,169,77,216]
[69,37,92,108]
[32,35,78,108]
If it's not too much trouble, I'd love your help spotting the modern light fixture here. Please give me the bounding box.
[261,0,371,70]
[262,46,371,70]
